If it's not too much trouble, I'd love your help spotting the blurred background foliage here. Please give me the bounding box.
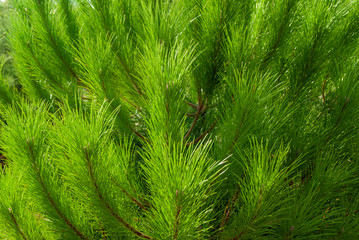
[0,1,17,89]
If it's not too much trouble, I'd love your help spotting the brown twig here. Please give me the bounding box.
[121,188,148,211]
[230,109,247,151]
[220,189,240,229]
[231,229,249,240]
[342,97,350,112]
[173,206,182,240]
[130,127,149,143]
[230,190,263,240]
[186,101,199,109]
[125,173,153,209]
[100,224,107,240]
[121,96,142,112]
[184,102,204,140]
[186,99,212,117]
[186,112,197,117]
[109,174,150,211]
[284,226,295,240]
[186,120,217,146]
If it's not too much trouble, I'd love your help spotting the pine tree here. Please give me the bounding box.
[1,0,359,239]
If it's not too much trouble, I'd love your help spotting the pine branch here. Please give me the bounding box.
[34,0,80,83]
[25,42,66,92]
[230,108,247,150]
[210,6,224,84]
[121,96,142,112]
[26,139,87,239]
[109,175,149,211]
[121,188,148,212]
[83,145,152,239]
[220,188,240,229]
[173,190,182,240]
[260,1,293,69]
[8,208,28,240]
[186,120,217,146]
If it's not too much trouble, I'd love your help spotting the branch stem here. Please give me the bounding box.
[84,146,152,239]
[26,139,87,239]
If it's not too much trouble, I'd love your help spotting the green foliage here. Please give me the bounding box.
[0,0,359,239]
[0,1,17,91]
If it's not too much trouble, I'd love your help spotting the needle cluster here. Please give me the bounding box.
[0,0,359,239]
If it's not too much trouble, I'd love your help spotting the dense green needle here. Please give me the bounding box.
[0,0,358,239]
